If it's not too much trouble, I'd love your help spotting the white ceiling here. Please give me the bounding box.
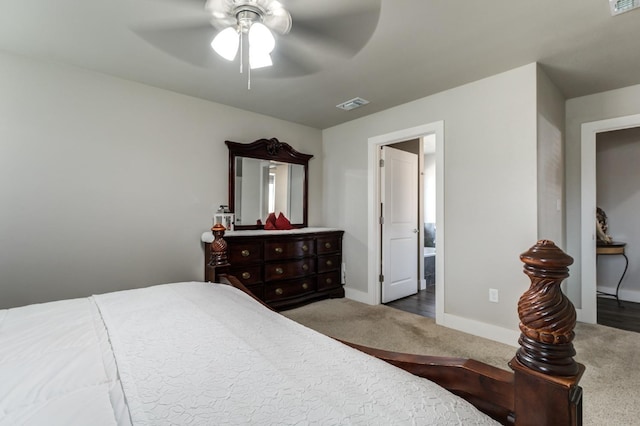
[2,0,640,129]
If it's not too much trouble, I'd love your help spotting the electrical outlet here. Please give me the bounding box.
[489,288,499,303]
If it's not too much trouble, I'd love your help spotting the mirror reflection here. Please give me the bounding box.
[234,157,305,227]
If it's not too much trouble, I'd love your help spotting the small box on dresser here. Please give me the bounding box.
[203,228,344,310]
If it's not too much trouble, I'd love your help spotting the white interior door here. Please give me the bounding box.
[381,146,419,303]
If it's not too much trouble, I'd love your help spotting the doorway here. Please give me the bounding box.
[580,113,640,324]
[367,121,444,323]
[594,127,640,332]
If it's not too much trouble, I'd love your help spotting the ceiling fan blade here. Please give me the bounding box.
[250,0,381,78]
[260,38,323,78]
[263,8,292,35]
[288,6,380,60]
[133,19,221,68]
[144,0,208,11]
[205,0,238,29]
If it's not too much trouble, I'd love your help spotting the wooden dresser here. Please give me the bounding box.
[203,228,344,310]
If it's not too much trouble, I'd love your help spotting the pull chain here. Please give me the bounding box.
[239,29,244,74]
[238,29,251,90]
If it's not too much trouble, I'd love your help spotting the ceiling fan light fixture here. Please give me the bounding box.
[248,22,275,55]
[211,27,239,61]
[248,22,275,69]
[249,52,273,69]
[206,0,295,86]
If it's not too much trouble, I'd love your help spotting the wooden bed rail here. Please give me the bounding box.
[207,227,584,425]
[340,341,516,423]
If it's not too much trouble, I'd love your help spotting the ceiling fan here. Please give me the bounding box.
[207,0,291,70]
[133,0,381,82]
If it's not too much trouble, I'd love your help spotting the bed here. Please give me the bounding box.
[0,239,583,425]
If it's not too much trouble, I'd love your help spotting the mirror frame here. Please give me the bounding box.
[226,138,313,230]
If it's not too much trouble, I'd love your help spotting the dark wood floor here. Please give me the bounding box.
[597,295,640,333]
[386,287,640,333]
[385,285,435,318]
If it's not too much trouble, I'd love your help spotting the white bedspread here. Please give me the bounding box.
[92,282,497,425]
[0,298,130,426]
[1,283,498,425]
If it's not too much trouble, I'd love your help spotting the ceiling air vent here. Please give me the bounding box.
[610,0,640,15]
[336,97,370,111]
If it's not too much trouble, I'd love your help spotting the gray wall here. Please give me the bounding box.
[322,63,539,342]
[536,65,566,247]
[0,52,323,309]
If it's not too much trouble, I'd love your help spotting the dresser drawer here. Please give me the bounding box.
[264,277,316,302]
[228,265,263,286]
[317,254,341,274]
[245,284,264,301]
[228,242,263,265]
[317,235,341,255]
[317,271,341,291]
[265,239,315,260]
[265,258,316,281]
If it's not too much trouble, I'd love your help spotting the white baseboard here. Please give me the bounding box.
[597,285,640,303]
[440,313,520,348]
[344,287,375,305]
[345,288,520,347]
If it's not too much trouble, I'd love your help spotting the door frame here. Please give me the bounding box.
[580,113,640,323]
[367,121,444,323]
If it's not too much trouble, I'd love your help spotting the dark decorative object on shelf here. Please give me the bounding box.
[596,206,613,244]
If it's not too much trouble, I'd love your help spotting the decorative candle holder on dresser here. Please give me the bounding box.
[202,228,344,310]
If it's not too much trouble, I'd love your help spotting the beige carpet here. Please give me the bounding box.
[283,298,638,426]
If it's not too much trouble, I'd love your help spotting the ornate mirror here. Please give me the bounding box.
[227,138,313,230]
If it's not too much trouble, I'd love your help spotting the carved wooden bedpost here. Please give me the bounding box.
[510,240,584,425]
[207,223,229,282]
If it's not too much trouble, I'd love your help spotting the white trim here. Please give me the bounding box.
[367,121,445,321]
[435,123,445,324]
[441,313,519,348]
[580,113,640,323]
[419,278,426,291]
[344,287,373,305]
[597,287,640,304]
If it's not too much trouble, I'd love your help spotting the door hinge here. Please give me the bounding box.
[379,159,384,167]
[379,274,384,282]
[379,216,384,225]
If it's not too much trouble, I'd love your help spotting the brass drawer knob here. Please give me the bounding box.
[302,282,309,290]
[302,264,309,271]
[275,267,284,275]
[275,288,283,295]
[326,260,333,266]
[325,278,333,285]
[241,272,251,280]
[324,242,332,249]
[275,247,283,254]
[302,244,308,251]
[241,249,250,257]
